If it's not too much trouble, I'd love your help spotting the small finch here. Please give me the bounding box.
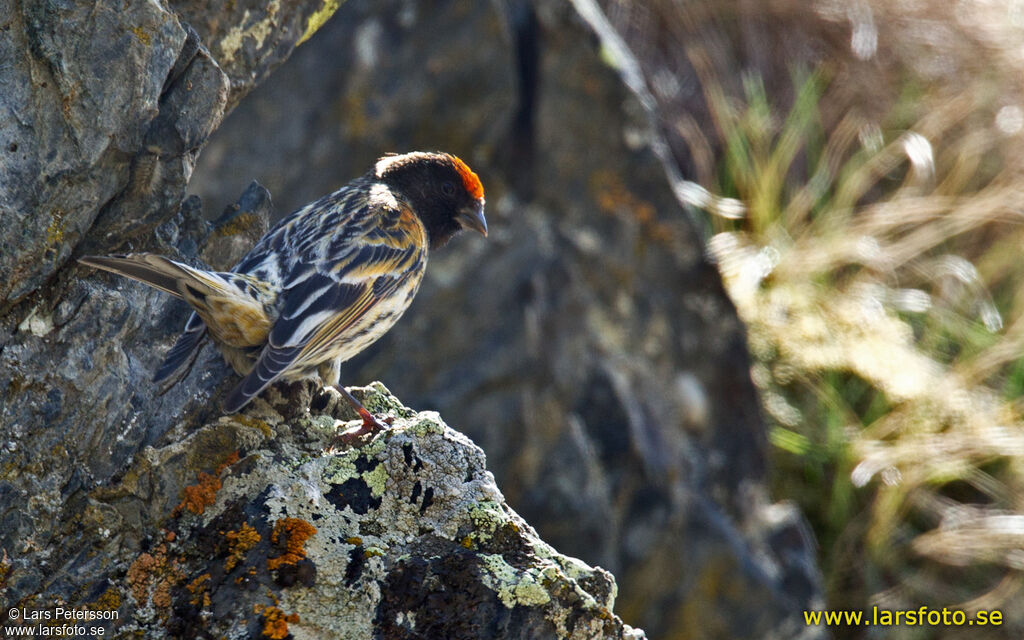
[80,151,487,434]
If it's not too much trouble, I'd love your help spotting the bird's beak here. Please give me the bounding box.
[457,200,488,237]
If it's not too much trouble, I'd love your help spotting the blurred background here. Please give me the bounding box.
[189,0,1024,637]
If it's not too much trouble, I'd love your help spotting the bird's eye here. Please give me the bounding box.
[441,181,456,196]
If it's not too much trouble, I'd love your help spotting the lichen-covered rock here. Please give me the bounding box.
[166,0,350,109]
[49,384,646,639]
[0,183,288,619]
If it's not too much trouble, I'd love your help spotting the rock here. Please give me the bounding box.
[9,384,647,639]
[0,193,241,602]
[190,0,826,637]
[0,0,194,306]
[0,0,344,309]
[167,0,350,108]
[201,180,273,270]
[0,0,341,611]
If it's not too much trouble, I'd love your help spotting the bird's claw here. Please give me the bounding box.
[327,409,388,450]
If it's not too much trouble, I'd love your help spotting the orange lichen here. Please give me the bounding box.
[266,518,317,571]
[175,471,220,515]
[451,154,485,200]
[590,170,674,243]
[223,522,261,572]
[173,451,240,516]
[186,573,211,608]
[126,543,184,609]
[127,553,157,604]
[255,603,300,639]
[218,450,241,472]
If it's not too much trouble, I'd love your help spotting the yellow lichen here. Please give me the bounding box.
[46,209,66,246]
[129,25,152,46]
[213,212,262,237]
[362,461,388,497]
[219,0,280,63]
[224,522,261,572]
[233,413,274,437]
[299,0,344,45]
[88,586,121,614]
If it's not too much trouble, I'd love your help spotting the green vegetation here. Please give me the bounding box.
[689,64,1024,635]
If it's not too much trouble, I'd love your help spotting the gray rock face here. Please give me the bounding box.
[166,0,352,108]
[1,0,193,305]
[0,0,343,309]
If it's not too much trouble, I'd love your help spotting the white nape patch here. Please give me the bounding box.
[373,151,437,180]
[367,182,400,210]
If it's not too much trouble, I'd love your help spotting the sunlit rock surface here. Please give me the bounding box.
[71,384,645,639]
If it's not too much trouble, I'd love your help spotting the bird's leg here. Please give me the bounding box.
[333,384,387,440]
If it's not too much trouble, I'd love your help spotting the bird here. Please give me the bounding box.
[80,151,487,436]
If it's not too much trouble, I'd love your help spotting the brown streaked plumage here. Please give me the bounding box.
[80,151,487,429]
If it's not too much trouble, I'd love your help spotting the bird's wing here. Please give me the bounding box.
[153,312,207,387]
[222,198,425,413]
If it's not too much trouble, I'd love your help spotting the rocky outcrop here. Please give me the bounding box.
[12,384,642,639]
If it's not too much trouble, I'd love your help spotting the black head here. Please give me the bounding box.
[374,151,487,249]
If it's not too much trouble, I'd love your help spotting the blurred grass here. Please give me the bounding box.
[689,53,1024,636]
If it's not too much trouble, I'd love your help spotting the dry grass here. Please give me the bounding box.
[689,44,1024,635]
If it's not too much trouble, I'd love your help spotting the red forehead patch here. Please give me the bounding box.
[450,155,485,200]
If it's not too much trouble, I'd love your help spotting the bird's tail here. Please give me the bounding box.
[80,253,276,388]
[78,254,195,300]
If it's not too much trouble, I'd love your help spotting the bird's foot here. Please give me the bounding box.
[326,385,392,450]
